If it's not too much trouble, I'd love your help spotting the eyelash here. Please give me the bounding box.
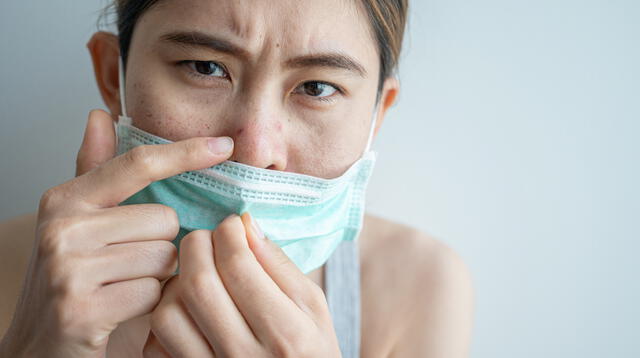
[179,60,230,80]
[300,81,344,103]
[178,60,344,102]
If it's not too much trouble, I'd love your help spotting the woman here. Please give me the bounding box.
[0,0,474,357]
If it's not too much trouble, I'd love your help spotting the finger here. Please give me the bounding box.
[96,277,161,326]
[93,240,177,285]
[69,134,234,208]
[92,204,180,245]
[76,109,116,177]
[55,204,179,253]
[148,276,215,357]
[241,213,329,318]
[212,215,307,341]
[178,230,259,356]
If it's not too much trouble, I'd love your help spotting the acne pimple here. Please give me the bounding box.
[236,128,244,136]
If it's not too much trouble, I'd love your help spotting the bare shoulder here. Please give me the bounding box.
[359,214,475,358]
[0,212,37,336]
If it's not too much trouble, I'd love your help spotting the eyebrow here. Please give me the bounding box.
[285,53,367,77]
[159,31,367,77]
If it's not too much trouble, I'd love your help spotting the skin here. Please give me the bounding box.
[0,0,475,357]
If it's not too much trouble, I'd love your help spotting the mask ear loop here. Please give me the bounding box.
[118,56,128,118]
[363,104,379,155]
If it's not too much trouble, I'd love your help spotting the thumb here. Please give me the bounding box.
[76,109,116,177]
[240,213,318,302]
[241,212,301,276]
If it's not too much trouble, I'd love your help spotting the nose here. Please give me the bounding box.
[224,96,288,171]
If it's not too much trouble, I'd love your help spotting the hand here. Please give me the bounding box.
[0,110,234,357]
[143,213,342,357]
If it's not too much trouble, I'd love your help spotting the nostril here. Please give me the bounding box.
[266,164,277,170]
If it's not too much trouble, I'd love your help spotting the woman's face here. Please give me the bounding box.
[122,0,393,178]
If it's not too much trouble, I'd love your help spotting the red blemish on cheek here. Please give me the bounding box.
[236,128,244,136]
[276,122,283,131]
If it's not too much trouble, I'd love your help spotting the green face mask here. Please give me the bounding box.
[116,61,378,274]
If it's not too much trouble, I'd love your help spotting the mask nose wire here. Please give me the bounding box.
[118,57,128,118]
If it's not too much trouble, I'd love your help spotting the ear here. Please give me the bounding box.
[373,77,400,138]
[87,31,123,116]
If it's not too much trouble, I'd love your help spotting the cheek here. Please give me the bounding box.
[127,78,227,141]
[289,107,371,178]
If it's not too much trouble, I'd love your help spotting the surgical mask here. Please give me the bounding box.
[116,60,378,274]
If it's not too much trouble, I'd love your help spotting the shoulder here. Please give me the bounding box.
[360,214,474,294]
[0,212,37,336]
[360,214,474,358]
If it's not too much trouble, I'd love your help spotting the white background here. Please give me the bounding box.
[1,1,639,356]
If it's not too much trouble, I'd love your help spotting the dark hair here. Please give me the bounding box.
[107,0,408,92]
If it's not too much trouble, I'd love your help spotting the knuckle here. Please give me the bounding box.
[182,271,214,302]
[157,206,180,236]
[304,283,328,312]
[139,277,163,304]
[183,139,202,160]
[37,217,80,257]
[308,281,325,299]
[156,239,179,258]
[156,242,179,275]
[160,205,179,228]
[126,277,162,313]
[136,205,180,237]
[127,145,158,177]
[39,187,62,211]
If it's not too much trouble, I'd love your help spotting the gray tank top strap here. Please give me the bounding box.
[324,239,361,358]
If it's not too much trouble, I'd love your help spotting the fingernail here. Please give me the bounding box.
[208,137,233,155]
[250,214,265,239]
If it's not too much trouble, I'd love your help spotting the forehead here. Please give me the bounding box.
[135,0,378,66]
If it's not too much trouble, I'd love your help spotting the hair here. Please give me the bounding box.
[104,0,408,92]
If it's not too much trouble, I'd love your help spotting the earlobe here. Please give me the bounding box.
[87,31,122,116]
[373,77,400,137]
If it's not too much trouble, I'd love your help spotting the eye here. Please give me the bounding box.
[184,60,228,78]
[295,81,339,98]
